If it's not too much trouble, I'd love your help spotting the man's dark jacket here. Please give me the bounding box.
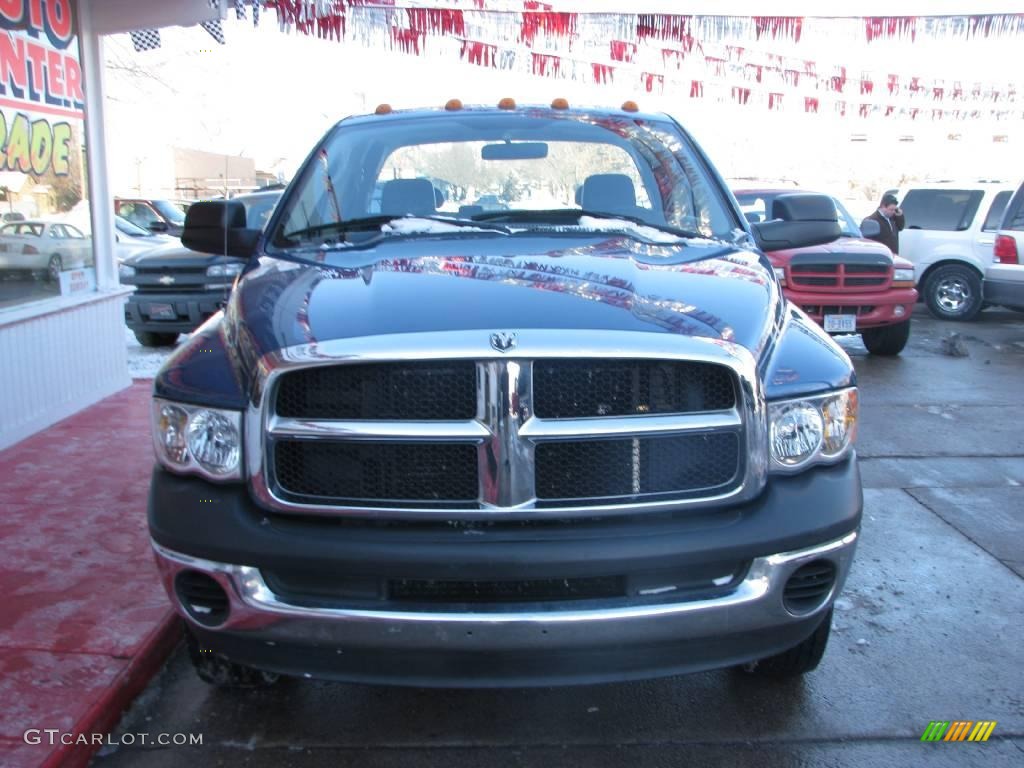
[861,210,905,254]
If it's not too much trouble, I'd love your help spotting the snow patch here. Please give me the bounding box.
[381,217,491,235]
[576,215,690,244]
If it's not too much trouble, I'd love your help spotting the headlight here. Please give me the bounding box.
[773,266,786,284]
[119,264,136,279]
[893,268,915,282]
[768,388,858,472]
[187,410,241,474]
[152,398,242,480]
[206,262,244,277]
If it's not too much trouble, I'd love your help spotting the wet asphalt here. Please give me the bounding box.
[94,305,1024,768]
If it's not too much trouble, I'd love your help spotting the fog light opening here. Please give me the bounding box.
[175,570,230,627]
[783,560,836,615]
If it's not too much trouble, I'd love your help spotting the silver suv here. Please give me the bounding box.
[898,181,1016,320]
[987,181,1024,312]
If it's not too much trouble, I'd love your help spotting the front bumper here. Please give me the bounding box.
[149,458,862,686]
[785,286,917,330]
[124,289,229,333]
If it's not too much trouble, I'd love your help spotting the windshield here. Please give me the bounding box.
[152,200,189,225]
[115,216,153,237]
[734,191,861,238]
[270,111,738,253]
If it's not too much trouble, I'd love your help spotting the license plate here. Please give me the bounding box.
[824,313,857,333]
[148,303,176,320]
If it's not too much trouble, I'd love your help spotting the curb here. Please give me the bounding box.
[42,613,183,768]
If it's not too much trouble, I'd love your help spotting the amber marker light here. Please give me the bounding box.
[621,100,639,112]
[445,98,463,111]
[551,97,569,109]
[498,97,517,109]
[374,103,393,115]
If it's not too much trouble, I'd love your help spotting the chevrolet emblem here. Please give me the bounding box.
[158,275,175,285]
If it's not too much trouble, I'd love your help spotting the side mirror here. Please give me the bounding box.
[148,220,169,233]
[751,193,842,251]
[860,219,881,238]
[182,201,260,258]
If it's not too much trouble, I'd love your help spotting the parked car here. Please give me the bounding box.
[149,103,861,689]
[896,180,1017,320]
[734,188,917,355]
[985,180,1024,312]
[114,198,192,236]
[474,193,507,211]
[119,190,280,347]
[115,215,178,262]
[2,211,26,223]
[0,220,92,282]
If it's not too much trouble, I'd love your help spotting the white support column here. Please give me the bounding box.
[77,0,117,291]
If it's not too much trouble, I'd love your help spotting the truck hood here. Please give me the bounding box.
[122,241,239,269]
[764,235,893,263]
[228,233,782,363]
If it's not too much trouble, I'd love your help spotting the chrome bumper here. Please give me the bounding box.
[153,531,857,648]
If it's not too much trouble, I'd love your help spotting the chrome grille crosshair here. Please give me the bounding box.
[246,329,768,520]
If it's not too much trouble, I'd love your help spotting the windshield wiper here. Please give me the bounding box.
[470,208,703,240]
[283,215,509,243]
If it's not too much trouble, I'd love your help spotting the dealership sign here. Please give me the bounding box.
[0,0,83,177]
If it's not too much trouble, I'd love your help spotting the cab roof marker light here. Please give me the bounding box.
[445,99,463,111]
[498,97,516,110]
[621,100,639,112]
[551,98,569,110]
[374,104,393,115]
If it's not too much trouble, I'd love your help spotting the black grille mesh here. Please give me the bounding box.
[535,433,739,501]
[389,576,626,603]
[275,361,477,420]
[274,441,479,503]
[533,360,735,418]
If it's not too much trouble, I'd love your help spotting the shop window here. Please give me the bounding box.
[0,0,95,311]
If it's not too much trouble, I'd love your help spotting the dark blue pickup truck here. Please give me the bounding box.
[147,102,861,688]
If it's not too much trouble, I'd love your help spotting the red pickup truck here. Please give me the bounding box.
[735,189,918,355]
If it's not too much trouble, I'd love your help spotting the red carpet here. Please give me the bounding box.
[0,381,181,768]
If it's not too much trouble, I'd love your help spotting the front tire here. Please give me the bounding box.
[861,320,910,356]
[185,629,279,689]
[924,264,983,321]
[742,607,833,679]
[134,330,179,347]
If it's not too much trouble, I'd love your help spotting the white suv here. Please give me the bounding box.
[897,181,1017,320]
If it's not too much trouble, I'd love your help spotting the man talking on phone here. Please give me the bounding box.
[861,192,905,254]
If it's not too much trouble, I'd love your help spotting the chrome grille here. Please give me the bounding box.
[251,331,766,520]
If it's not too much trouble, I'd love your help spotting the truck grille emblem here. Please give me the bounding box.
[490,332,517,352]
[158,275,175,285]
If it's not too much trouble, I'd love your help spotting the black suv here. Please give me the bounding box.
[120,190,280,346]
[149,104,861,688]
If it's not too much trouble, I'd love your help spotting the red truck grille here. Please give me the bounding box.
[789,262,890,292]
